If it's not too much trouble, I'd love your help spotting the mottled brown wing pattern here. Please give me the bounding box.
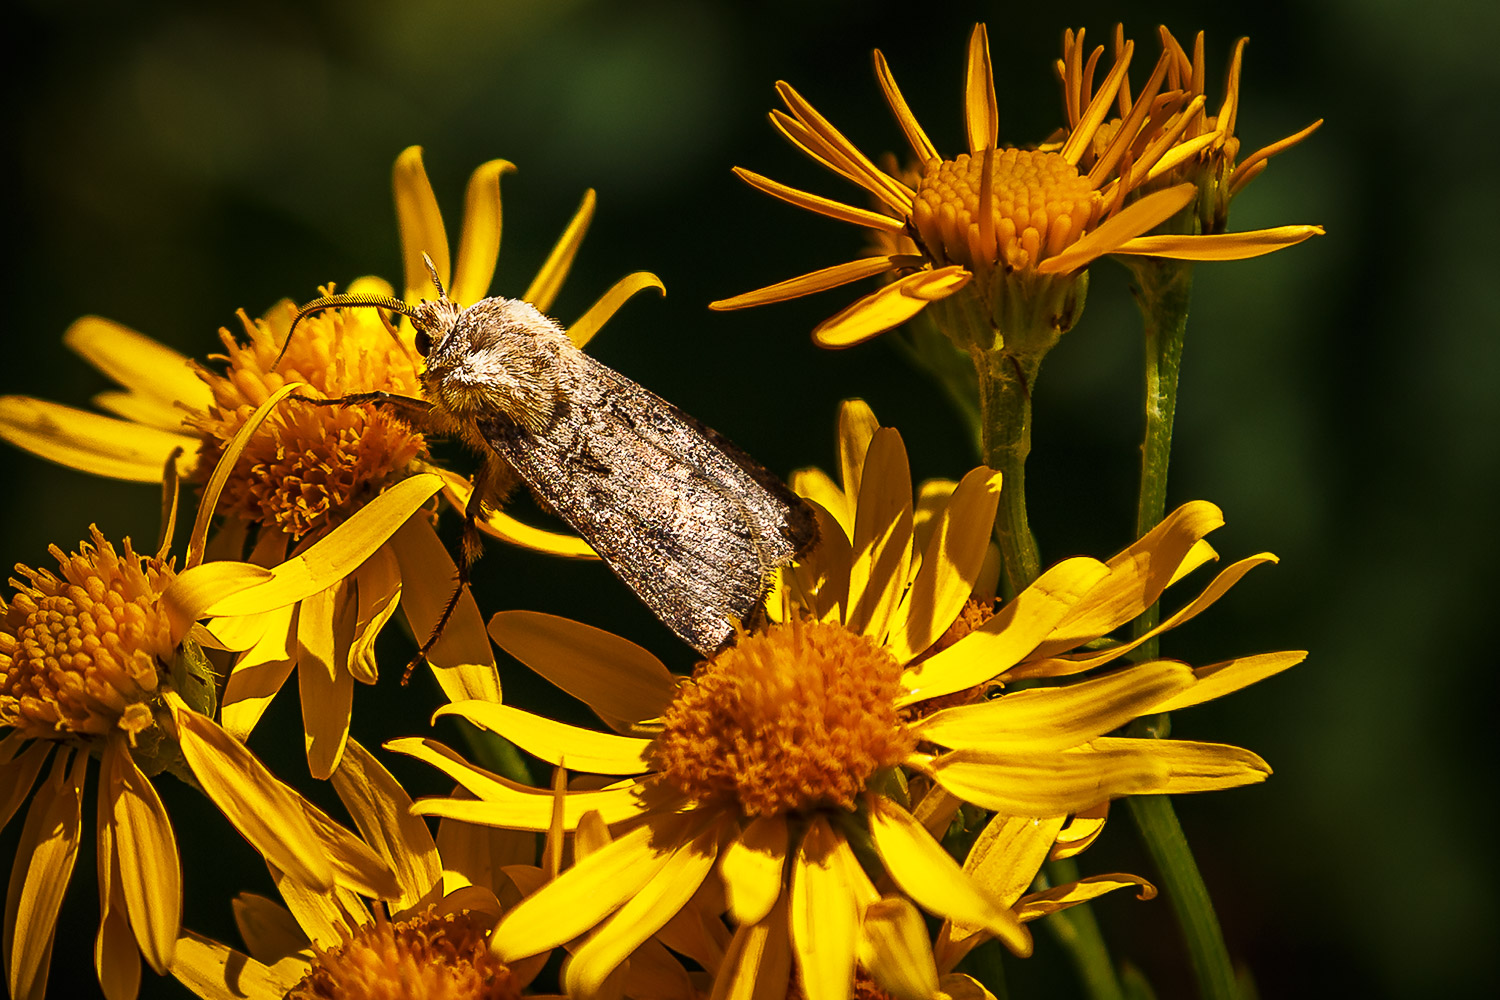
[477,354,816,654]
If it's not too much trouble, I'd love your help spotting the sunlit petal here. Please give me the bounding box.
[0,396,197,482]
[450,159,516,307]
[523,189,596,313]
[436,701,653,774]
[488,611,675,728]
[568,272,665,349]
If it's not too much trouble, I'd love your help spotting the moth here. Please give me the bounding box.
[288,258,818,662]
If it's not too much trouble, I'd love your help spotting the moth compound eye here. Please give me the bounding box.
[414,328,432,356]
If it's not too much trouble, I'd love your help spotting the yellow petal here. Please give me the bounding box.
[104,737,180,974]
[911,661,1194,753]
[349,544,403,684]
[1151,650,1307,713]
[64,315,213,415]
[161,562,274,646]
[170,696,335,891]
[774,83,914,215]
[887,466,1002,664]
[790,467,848,537]
[436,790,538,897]
[846,428,913,643]
[5,750,85,1000]
[719,815,788,926]
[295,795,402,900]
[168,930,303,1000]
[940,973,998,1000]
[1036,184,1197,275]
[1060,40,1136,166]
[1051,802,1109,861]
[874,49,939,163]
[812,268,969,349]
[187,381,306,567]
[1037,553,1280,676]
[564,822,721,998]
[1114,225,1324,261]
[388,516,502,704]
[711,898,791,1000]
[493,812,700,962]
[200,474,444,616]
[790,818,860,1000]
[928,744,1169,816]
[388,738,655,830]
[1087,737,1271,793]
[712,254,908,311]
[837,399,880,525]
[487,611,675,727]
[786,500,852,626]
[0,742,50,832]
[898,556,1111,705]
[269,860,368,950]
[1033,500,1225,658]
[1014,873,1155,923]
[869,798,1027,955]
[220,604,298,740]
[963,815,1067,910]
[94,828,141,1000]
[523,189,596,313]
[963,24,998,152]
[330,740,442,913]
[727,169,908,236]
[568,272,665,350]
[436,702,652,774]
[394,146,451,304]
[858,897,941,1000]
[298,607,353,780]
[230,893,306,964]
[0,396,197,482]
[450,159,517,307]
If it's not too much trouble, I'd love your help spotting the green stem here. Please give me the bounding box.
[1039,858,1125,1000]
[1129,259,1194,655]
[976,349,1042,598]
[1125,795,1237,1000]
[1124,257,1237,1000]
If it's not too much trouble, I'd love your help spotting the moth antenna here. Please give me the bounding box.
[421,252,448,299]
[273,293,419,373]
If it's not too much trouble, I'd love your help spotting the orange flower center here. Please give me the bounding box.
[287,907,518,1000]
[911,149,1098,272]
[188,302,428,540]
[0,528,173,741]
[653,620,914,816]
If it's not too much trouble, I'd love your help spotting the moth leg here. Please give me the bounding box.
[401,455,509,685]
[295,391,434,423]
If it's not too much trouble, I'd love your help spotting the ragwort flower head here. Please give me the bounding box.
[171,739,536,1000]
[0,145,669,775]
[389,402,1299,1000]
[1058,26,1323,240]
[0,524,396,1000]
[712,24,1320,357]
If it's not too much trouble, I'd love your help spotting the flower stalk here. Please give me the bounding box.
[1127,256,1195,654]
[1125,254,1238,1000]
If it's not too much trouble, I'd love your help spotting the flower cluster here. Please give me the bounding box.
[0,20,1317,1000]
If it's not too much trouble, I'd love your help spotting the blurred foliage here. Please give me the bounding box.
[4,1,1498,997]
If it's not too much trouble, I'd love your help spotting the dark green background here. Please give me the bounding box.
[4,1,1495,997]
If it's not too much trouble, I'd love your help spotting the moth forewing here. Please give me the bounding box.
[409,294,817,655]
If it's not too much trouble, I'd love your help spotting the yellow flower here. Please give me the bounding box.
[385,401,1295,1000]
[170,739,537,1000]
[0,146,666,776]
[0,526,396,1000]
[1058,25,1323,240]
[710,23,1321,351]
